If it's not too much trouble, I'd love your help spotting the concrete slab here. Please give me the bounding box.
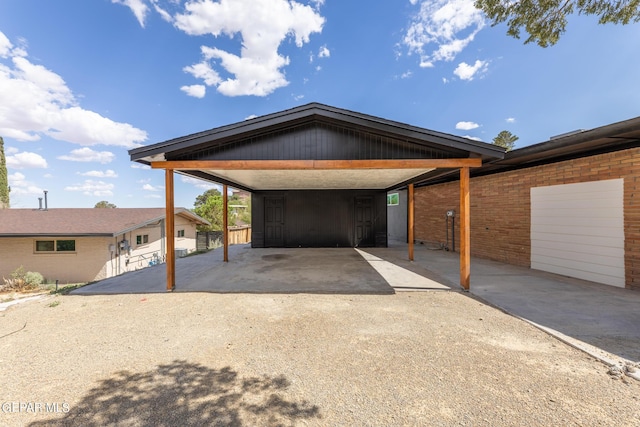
[74,245,395,295]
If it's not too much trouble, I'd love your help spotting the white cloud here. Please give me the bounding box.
[183,58,222,86]
[0,32,13,57]
[150,0,173,23]
[5,146,19,154]
[112,0,150,27]
[79,169,118,178]
[244,114,258,120]
[442,77,449,84]
[180,84,206,98]
[506,117,516,123]
[401,70,413,79]
[181,175,218,190]
[65,180,114,197]
[456,121,479,130]
[462,135,483,141]
[130,163,151,169]
[58,147,115,164]
[142,183,162,191]
[145,194,163,199]
[453,60,488,81]
[175,0,324,96]
[6,151,48,169]
[8,172,43,196]
[318,45,330,58]
[403,0,485,67]
[0,32,148,147]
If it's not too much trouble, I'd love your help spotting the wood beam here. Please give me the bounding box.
[165,169,175,291]
[408,183,414,261]
[151,158,483,170]
[223,184,228,263]
[460,167,470,290]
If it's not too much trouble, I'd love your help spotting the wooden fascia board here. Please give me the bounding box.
[151,158,483,170]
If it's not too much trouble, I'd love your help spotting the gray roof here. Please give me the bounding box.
[0,208,210,237]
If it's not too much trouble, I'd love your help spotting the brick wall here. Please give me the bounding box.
[415,147,640,290]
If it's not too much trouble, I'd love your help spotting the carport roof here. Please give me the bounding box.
[129,103,505,191]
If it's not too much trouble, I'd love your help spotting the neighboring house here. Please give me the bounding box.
[411,117,640,290]
[0,208,209,284]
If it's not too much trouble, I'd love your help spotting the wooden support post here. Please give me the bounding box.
[460,167,470,290]
[223,184,228,262]
[408,183,414,261]
[165,169,175,291]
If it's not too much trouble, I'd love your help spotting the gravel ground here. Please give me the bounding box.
[1,291,639,426]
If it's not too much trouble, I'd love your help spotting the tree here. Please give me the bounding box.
[193,192,225,231]
[95,201,117,208]
[0,137,10,209]
[192,188,252,231]
[475,0,640,47]
[493,130,519,151]
[194,188,221,209]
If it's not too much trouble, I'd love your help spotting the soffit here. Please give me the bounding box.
[188,168,434,190]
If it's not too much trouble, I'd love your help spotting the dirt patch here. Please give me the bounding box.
[0,292,638,426]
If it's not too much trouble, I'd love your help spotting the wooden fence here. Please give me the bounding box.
[197,226,251,251]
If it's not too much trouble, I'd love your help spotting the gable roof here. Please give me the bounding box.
[129,103,505,192]
[0,208,209,237]
[129,103,504,164]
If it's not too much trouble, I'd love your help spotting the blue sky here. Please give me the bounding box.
[1,0,638,209]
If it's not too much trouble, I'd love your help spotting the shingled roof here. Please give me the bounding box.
[0,208,209,237]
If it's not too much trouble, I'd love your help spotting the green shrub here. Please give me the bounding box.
[1,266,44,292]
[24,271,44,287]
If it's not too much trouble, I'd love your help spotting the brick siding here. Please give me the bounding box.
[415,147,640,290]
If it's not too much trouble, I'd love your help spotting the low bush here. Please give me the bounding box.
[1,266,44,292]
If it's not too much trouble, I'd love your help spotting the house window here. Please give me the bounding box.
[35,239,76,253]
[56,240,76,251]
[36,240,55,252]
[177,229,185,237]
[136,235,149,245]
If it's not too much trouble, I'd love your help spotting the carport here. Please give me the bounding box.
[129,103,504,291]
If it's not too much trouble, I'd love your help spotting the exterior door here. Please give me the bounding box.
[354,196,374,247]
[264,197,285,247]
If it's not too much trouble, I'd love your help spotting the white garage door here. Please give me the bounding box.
[530,179,625,287]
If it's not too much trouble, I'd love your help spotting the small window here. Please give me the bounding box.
[56,240,76,251]
[35,239,75,253]
[177,229,185,237]
[36,240,55,252]
[136,235,149,245]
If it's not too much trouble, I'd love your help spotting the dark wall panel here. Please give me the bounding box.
[251,190,387,248]
[174,122,465,162]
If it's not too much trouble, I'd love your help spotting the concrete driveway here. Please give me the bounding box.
[73,242,640,366]
[73,244,450,295]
